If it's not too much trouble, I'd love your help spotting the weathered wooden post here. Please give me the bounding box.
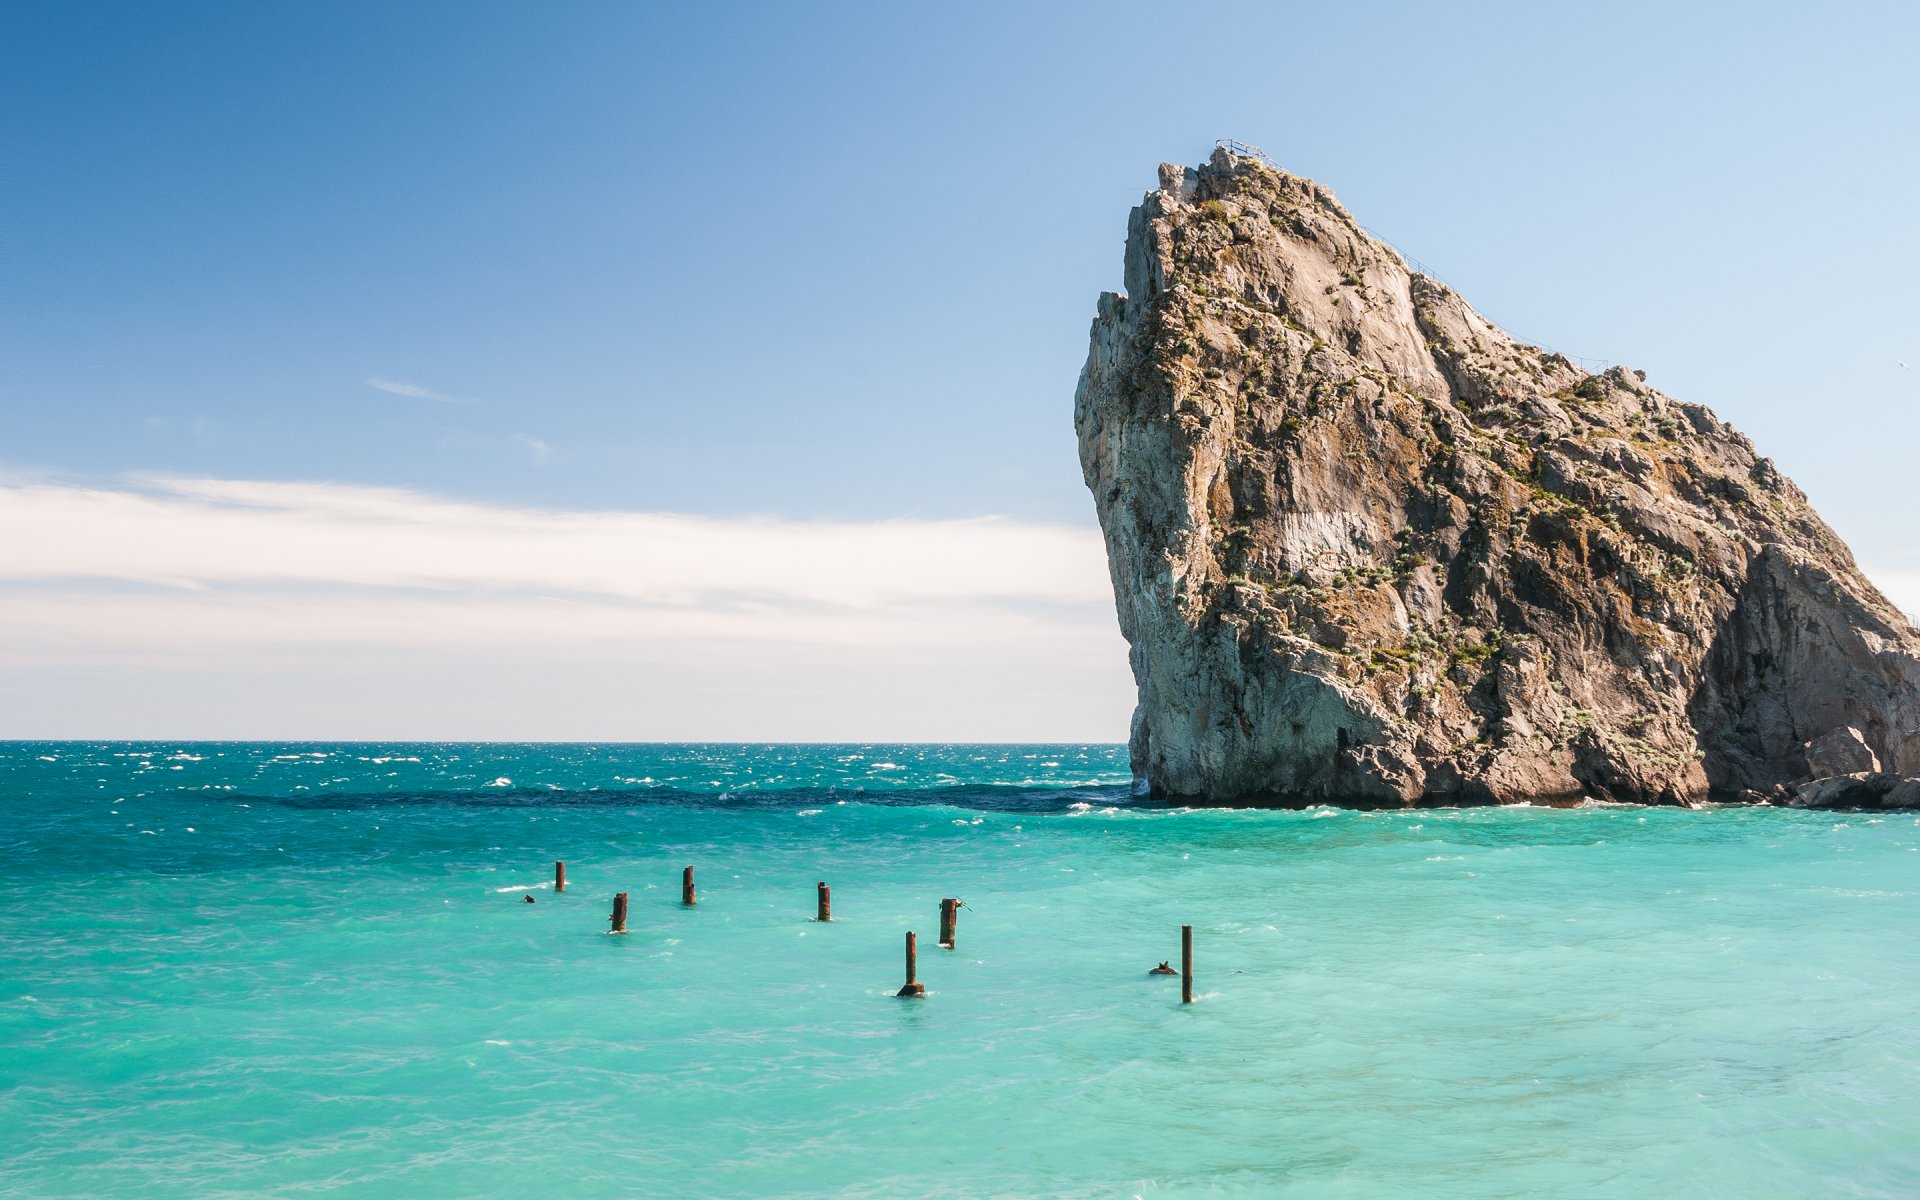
[938,898,959,949]
[555,861,566,893]
[1181,924,1193,1004]
[897,931,925,997]
[610,892,628,934]
[682,866,696,906]
[817,882,831,922]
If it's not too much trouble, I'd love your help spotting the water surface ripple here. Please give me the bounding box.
[2,742,1916,1197]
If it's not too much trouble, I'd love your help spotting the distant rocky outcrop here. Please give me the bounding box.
[1075,147,1920,807]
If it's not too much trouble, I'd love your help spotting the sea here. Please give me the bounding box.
[2,741,1917,1198]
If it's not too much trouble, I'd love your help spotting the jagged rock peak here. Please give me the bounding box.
[1075,146,1920,807]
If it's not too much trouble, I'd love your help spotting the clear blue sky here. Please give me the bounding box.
[5,0,1915,529]
[2,1,1917,738]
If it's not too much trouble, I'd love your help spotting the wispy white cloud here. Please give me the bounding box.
[3,476,1112,608]
[0,476,1132,739]
[365,377,467,403]
[515,433,554,467]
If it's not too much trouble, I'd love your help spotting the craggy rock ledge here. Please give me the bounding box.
[1076,148,1920,808]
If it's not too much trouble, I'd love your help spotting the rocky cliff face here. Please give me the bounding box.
[1076,147,1920,806]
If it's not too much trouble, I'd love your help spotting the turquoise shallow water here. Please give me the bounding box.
[2,742,1918,1198]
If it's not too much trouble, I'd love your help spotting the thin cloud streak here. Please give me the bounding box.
[1,477,1114,609]
[0,477,1132,738]
[515,433,554,467]
[364,377,467,403]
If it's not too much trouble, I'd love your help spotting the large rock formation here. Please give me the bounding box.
[1076,146,1920,806]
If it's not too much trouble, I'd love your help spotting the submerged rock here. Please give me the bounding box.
[1075,147,1920,807]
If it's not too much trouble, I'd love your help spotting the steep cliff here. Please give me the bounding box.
[1076,146,1920,806]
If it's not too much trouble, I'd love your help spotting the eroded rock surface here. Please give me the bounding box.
[1802,726,1880,778]
[1792,773,1920,810]
[1075,147,1920,806]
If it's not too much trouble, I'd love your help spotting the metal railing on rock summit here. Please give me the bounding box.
[1215,138,1278,169]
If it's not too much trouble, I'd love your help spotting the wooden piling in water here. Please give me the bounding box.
[938,898,958,949]
[682,866,696,906]
[1181,924,1193,1004]
[817,882,831,922]
[610,892,628,934]
[555,861,566,893]
[897,930,925,997]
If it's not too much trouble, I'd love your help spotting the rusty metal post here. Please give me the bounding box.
[1181,924,1193,1004]
[816,881,831,922]
[682,866,696,906]
[897,930,925,997]
[610,892,628,934]
[938,898,958,949]
[554,861,566,893]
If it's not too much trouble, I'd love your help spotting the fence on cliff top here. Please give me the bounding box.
[1215,138,1277,169]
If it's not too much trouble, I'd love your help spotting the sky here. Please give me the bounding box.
[2,1,1917,739]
